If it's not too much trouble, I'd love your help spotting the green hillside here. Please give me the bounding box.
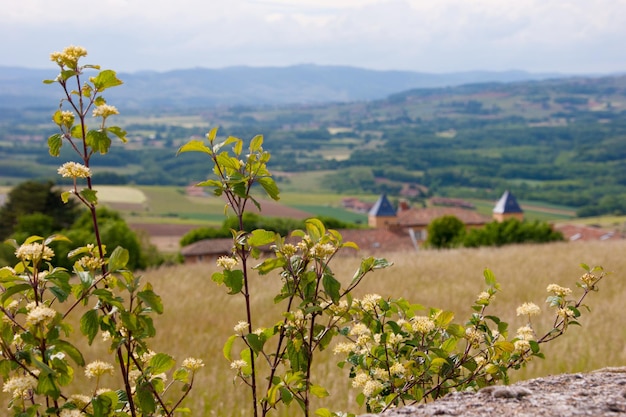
[1,74,626,217]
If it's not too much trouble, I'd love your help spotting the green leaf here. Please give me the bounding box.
[322,274,341,304]
[206,127,219,142]
[36,372,60,399]
[223,334,237,361]
[223,269,244,295]
[55,339,85,366]
[240,349,253,376]
[68,124,83,140]
[484,268,497,287]
[86,129,112,154]
[177,139,212,155]
[138,288,164,314]
[245,333,265,354]
[108,246,129,272]
[136,383,157,414]
[310,384,329,398]
[248,229,276,247]
[211,271,224,285]
[79,189,98,205]
[315,408,333,417]
[233,137,243,155]
[173,367,189,383]
[216,152,242,170]
[435,310,455,328]
[280,386,293,405]
[1,283,32,304]
[106,126,128,143]
[446,323,465,338]
[48,133,63,157]
[61,191,71,203]
[80,309,99,345]
[149,353,175,374]
[250,134,263,152]
[91,69,123,90]
[258,177,280,201]
[305,218,326,240]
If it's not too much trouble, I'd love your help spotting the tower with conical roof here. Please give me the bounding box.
[368,194,397,228]
[493,190,524,222]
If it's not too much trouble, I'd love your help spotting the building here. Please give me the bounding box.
[368,194,397,228]
[180,191,527,262]
[493,190,524,222]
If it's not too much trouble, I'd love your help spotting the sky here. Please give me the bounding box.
[2,0,625,75]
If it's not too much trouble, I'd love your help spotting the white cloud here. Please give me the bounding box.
[1,0,625,73]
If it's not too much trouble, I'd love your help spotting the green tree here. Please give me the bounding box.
[463,219,564,247]
[425,215,466,248]
[52,207,151,270]
[0,180,80,239]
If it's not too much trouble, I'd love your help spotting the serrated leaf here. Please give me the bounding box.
[138,289,164,314]
[245,333,265,354]
[86,129,111,154]
[258,177,280,201]
[149,353,175,374]
[223,269,244,295]
[91,69,123,90]
[248,229,276,247]
[107,126,128,143]
[79,189,98,205]
[48,133,63,157]
[173,367,189,383]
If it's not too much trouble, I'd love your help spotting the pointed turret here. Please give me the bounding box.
[493,190,524,222]
[368,194,397,228]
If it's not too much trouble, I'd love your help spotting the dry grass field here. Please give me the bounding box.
[134,239,626,416]
[2,240,624,416]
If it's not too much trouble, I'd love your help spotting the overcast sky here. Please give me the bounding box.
[2,0,625,74]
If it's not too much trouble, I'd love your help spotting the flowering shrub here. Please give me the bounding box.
[178,130,392,417]
[332,265,606,413]
[0,46,202,417]
[180,126,606,417]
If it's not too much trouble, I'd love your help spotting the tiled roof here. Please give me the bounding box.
[554,224,623,241]
[493,190,523,214]
[396,207,491,227]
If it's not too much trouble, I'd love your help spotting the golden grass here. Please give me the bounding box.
[136,239,626,416]
[3,241,624,415]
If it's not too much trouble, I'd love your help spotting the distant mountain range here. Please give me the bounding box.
[0,64,574,109]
